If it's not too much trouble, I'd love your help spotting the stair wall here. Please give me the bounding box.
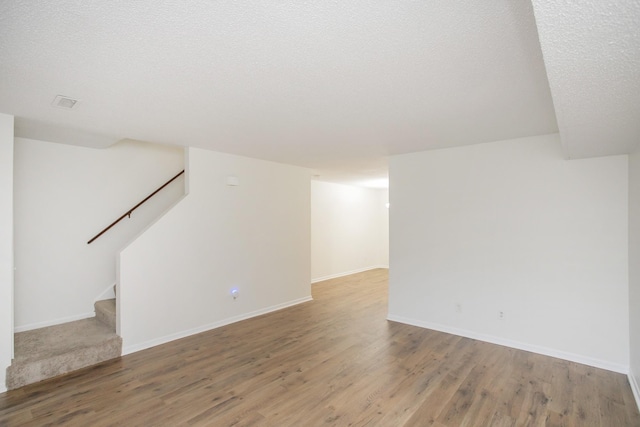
[119,147,312,354]
[0,113,14,393]
[13,138,184,332]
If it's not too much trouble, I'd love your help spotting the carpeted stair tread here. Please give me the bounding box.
[7,318,121,390]
[95,298,116,331]
[13,318,117,362]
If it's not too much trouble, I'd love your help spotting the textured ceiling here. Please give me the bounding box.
[0,1,627,185]
[532,0,640,159]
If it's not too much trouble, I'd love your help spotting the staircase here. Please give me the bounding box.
[5,171,184,391]
[6,297,121,390]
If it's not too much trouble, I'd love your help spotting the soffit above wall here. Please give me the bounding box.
[531,0,640,159]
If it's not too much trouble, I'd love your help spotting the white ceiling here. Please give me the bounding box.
[531,0,640,160]
[0,1,637,186]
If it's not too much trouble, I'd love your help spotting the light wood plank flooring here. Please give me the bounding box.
[1,269,638,426]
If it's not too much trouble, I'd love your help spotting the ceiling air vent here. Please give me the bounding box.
[52,95,79,109]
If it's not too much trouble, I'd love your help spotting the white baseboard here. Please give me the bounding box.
[312,265,389,284]
[123,295,313,356]
[387,314,628,374]
[629,370,640,413]
[14,311,95,333]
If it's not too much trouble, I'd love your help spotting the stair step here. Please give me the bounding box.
[95,298,116,331]
[7,318,122,390]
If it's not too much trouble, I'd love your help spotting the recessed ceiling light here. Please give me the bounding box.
[52,95,79,109]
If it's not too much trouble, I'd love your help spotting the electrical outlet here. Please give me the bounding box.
[498,311,504,320]
[455,303,462,313]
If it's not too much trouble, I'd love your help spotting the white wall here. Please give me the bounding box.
[311,181,389,282]
[379,188,390,267]
[119,147,311,354]
[389,134,629,372]
[0,114,14,393]
[13,138,184,331]
[629,148,640,405]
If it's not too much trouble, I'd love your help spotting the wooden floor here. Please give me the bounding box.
[1,269,638,426]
